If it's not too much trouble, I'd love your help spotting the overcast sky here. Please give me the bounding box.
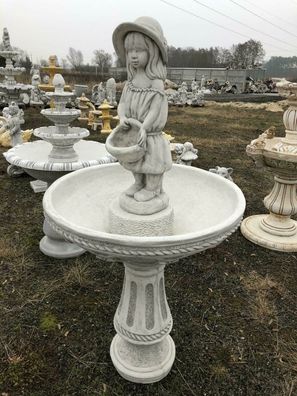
[1,0,297,65]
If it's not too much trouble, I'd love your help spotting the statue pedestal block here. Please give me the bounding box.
[109,198,174,236]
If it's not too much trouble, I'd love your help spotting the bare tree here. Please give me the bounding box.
[92,49,112,76]
[66,47,84,69]
[231,40,265,69]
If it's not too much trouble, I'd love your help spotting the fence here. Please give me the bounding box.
[109,67,266,92]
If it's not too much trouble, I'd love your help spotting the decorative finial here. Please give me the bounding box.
[53,74,65,93]
[2,28,12,51]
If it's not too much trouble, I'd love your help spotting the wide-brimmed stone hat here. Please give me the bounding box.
[112,16,168,64]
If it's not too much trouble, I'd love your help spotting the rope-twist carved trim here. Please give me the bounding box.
[44,213,242,260]
[114,318,172,344]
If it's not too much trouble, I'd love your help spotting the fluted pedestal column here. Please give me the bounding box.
[110,260,175,383]
[241,175,297,251]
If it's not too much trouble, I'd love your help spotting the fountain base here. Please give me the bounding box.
[241,214,297,252]
[110,334,175,384]
[40,219,85,259]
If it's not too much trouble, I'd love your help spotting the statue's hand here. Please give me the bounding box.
[138,127,147,149]
[120,117,130,131]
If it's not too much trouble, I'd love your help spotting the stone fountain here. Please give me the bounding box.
[241,82,297,252]
[4,73,115,258]
[42,17,245,383]
[39,55,71,93]
[0,28,32,104]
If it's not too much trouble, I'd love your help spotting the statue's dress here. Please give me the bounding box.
[120,81,172,174]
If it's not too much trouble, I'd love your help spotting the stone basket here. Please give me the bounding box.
[106,118,145,163]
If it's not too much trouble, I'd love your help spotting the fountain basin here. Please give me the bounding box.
[43,163,245,262]
[41,109,80,124]
[4,140,115,184]
[34,126,89,141]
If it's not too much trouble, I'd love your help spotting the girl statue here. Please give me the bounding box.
[111,16,172,207]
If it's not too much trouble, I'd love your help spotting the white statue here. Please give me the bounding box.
[191,79,198,94]
[31,72,41,87]
[107,16,171,213]
[106,77,117,107]
[92,82,106,105]
[209,166,234,182]
[0,102,25,146]
[177,81,188,105]
[2,28,12,51]
[200,74,206,89]
[175,142,198,165]
[42,75,50,84]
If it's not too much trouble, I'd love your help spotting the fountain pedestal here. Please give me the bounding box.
[111,259,175,383]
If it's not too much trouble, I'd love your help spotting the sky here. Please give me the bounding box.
[1,0,297,65]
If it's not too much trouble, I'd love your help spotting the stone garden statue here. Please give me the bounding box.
[175,141,198,165]
[106,16,172,214]
[191,79,198,94]
[106,77,117,107]
[92,82,106,105]
[176,81,188,105]
[209,166,234,182]
[0,102,25,146]
[2,27,12,50]
[200,74,206,89]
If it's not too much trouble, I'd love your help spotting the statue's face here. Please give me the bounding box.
[127,46,148,69]
[126,34,148,69]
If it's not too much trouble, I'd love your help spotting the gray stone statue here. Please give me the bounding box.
[175,141,198,165]
[92,82,106,105]
[2,28,12,51]
[106,77,117,107]
[106,16,172,215]
[209,166,233,182]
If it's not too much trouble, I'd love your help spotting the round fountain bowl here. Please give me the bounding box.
[34,126,89,146]
[4,140,115,184]
[41,108,80,124]
[43,163,246,262]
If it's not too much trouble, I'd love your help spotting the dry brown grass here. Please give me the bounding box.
[241,271,284,323]
[63,261,92,287]
[0,238,23,259]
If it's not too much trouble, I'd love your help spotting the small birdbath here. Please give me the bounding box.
[241,82,297,251]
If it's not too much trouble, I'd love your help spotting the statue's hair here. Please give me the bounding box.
[124,32,166,81]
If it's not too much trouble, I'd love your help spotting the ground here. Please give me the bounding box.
[1,104,297,396]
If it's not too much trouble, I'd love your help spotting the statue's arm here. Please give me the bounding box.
[117,83,127,121]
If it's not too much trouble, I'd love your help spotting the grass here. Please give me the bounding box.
[0,103,297,395]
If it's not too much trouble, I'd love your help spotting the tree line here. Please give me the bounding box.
[1,39,296,80]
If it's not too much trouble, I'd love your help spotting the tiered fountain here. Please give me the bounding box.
[43,16,246,383]
[0,28,32,104]
[4,73,116,258]
[39,55,71,93]
[241,81,297,251]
